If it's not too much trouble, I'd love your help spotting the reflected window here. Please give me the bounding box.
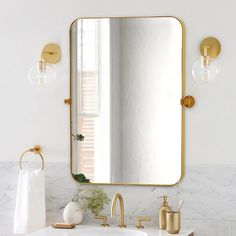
[77,19,110,182]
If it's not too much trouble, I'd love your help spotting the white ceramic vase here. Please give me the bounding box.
[63,201,83,224]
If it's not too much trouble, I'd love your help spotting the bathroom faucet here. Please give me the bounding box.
[111,193,126,228]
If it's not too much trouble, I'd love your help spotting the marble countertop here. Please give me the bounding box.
[26,225,194,236]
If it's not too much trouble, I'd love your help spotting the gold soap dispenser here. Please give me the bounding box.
[158,195,171,230]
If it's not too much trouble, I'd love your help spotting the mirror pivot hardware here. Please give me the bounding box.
[181,96,195,108]
[64,98,71,105]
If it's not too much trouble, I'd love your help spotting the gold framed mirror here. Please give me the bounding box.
[69,16,185,186]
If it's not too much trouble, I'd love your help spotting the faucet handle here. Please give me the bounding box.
[94,215,109,227]
[136,216,151,229]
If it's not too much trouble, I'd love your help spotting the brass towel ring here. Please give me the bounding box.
[19,145,44,170]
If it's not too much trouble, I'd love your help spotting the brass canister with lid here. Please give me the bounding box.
[158,195,171,230]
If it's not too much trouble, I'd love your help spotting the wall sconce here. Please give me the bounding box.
[28,43,61,85]
[192,37,221,83]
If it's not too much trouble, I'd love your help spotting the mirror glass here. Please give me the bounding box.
[70,17,184,185]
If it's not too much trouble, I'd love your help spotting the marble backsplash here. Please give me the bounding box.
[0,162,236,236]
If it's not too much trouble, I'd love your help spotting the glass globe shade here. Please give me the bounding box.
[28,61,56,86]
[192,56,219,83]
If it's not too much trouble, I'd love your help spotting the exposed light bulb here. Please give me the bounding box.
[192,55,219,83]
[28,60,56,86]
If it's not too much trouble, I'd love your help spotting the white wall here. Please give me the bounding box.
[0,0,234,165]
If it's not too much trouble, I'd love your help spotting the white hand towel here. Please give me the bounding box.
[14,169,46,234]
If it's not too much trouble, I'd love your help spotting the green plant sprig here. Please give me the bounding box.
[72,188,110,216]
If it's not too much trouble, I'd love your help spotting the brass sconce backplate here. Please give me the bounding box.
[181,96,195,108]
[41,43,61,64]
[200,37,221,59]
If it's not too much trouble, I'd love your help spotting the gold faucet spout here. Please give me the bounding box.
[111,193,126,228]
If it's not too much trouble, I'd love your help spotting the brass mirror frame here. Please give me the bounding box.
[69,16,185,186]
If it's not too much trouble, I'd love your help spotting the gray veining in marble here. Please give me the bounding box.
[0,162,236,236]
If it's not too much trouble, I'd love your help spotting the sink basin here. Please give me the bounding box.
[71,227,147,236]
[26,225,193,236]
[26,226,147,236]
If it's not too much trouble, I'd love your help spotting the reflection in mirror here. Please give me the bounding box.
[70,17,184,185]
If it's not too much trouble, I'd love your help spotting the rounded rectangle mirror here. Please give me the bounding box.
[69,16,184,186]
